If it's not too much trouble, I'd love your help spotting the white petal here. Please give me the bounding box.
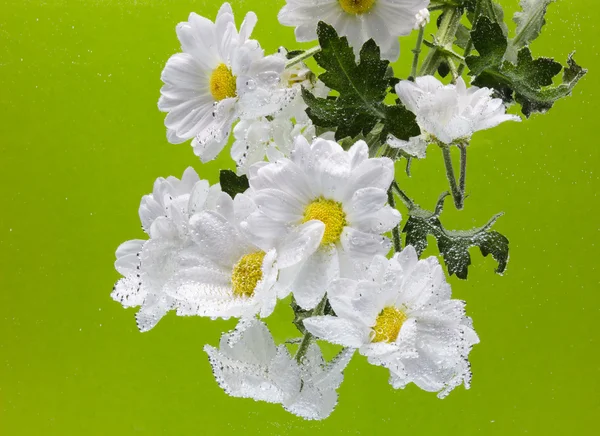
[303,315,368,348]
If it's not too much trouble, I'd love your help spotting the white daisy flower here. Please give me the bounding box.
[387,76,521,158]
[303,246,479,398]
[112,167,223,332]
[166,192,281,319]
[244,136,401,310]
[278,0,430,61]
[205,318,354,420]
[158,3,288,162]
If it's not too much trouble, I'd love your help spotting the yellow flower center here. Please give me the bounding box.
[339,0,376,15]
[231,252,265,298]
[302,197,347,246]
[372,306,407,343]
[209,63,237,101]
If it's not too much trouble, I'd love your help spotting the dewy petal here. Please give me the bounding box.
[276,220,325,269]
[284,344,354,420]
[189,210,250,267]
[114,239,145,275]
[205,319,302,404]
[386,134,428,159]
[290,245,340,310]
[303,315,369,348]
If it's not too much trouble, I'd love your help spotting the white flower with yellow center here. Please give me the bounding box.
[303,246,479,398]
[165,192,281,319]
[112,167,223,332]
[205,318,354,420]
[158,3,287,162]
[387,76,521,158]
[244,136,401,310]
[278,0,430,61]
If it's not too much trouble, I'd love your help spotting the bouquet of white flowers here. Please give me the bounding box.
[111,0,585,420]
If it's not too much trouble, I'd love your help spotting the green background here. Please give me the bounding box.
[1,0,598,434]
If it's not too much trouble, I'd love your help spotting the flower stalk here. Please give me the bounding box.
[388,187,402,252]
[440,144,463,210]
[420,6,463,76]
[409,26,425,81]
[295,295,328,363]
[286,46,322,69]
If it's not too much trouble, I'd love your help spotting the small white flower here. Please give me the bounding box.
[158,3,288,162]
[303,246,479,398]
[388,76,521,157]
[166,192,281,319]
[205,318,353,420]
[231,117,315,175]
[278,0,430,61]
[244,136,401,310]
[414,7,430,29]
[112,167,222,332]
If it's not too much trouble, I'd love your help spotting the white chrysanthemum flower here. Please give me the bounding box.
[244,136,401,310]
[304,246,479,398]
[205,319,353,420]
[387,76,521,158]
[165,192,281,319]
[278,0,430,61]
[158,3,288,162]
[414,7,430,29]
[112,167,222,332]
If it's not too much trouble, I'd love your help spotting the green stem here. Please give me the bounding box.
[457,39,473,76]
[295,296,328,363]
[458,143,467,208]
[285,46,321,69]
[420,6,463,76]
[392,181,415,210]
[409,26,425,81]
[441,145,463,210]
[387,188,402,252]
[448,58,459,83]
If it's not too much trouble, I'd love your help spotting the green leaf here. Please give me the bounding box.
[506,0,555,63]
[454,24,471,49]
[465,16,507,75]
[302,22,420,143]
[402,193,509,279]
[472,48,587,117]
[219,170,249,198]
[471,0,508,35]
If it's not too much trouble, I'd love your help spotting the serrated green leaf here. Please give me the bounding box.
[465,16,507,75]
[219,170,248,198]
[472,48,586,117]
[506,0,555,63]
[302,22,420,143]
[402,194,509,279]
